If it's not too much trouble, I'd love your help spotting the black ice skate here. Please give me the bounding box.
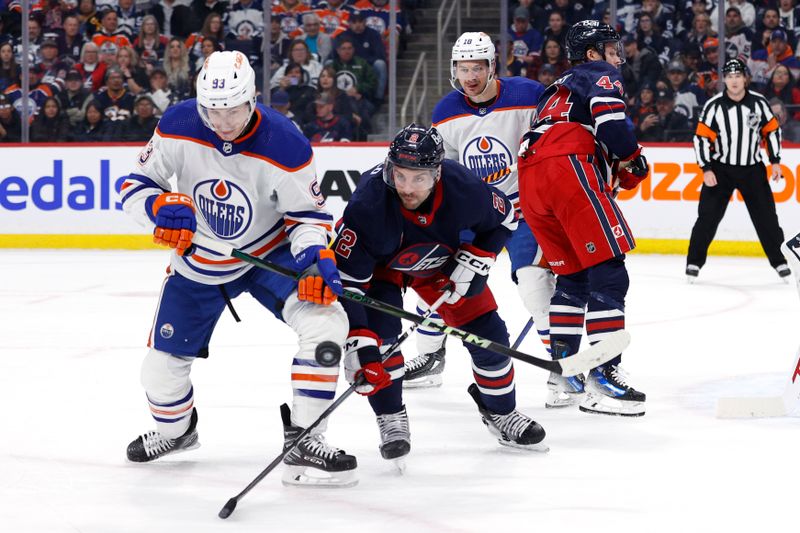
[376,406,411,472]
[686,264,700,283]
[281,404,358,488]
[579,365,646,417]
[467,384,548,452]
[126,407,200,462]
[776,264,791,283]
[403,345,446,389]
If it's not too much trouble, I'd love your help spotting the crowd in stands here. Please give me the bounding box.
[506,0,800,142]
[0,0,418,143]
[3,0,800,144]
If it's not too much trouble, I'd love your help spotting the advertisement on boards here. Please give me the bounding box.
[0,144,798,250]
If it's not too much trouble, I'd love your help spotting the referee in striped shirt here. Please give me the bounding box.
[687,58,790,282]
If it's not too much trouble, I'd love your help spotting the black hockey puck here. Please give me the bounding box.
[315,341,342,367]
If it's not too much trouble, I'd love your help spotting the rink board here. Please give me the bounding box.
[1,143,799,255]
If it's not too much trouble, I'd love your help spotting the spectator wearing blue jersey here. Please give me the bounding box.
[509,6,543,59]
[342,10,386,102]
[302,91,353,142]
[514,0,548,33]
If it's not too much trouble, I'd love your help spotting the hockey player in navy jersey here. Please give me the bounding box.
[332,124,547,462]
[518,20,649,416]
[404,32,556,394]
[121,51,358,487]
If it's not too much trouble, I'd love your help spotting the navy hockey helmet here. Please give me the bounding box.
[565,20,623,64]
[384,123,445,190]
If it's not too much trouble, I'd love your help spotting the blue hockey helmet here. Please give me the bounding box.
[384,123,445,191]
[565,20,623,64]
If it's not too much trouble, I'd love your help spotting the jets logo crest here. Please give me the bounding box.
[388,243,453,278]
[461,136,512,183]
[193,179,253,240]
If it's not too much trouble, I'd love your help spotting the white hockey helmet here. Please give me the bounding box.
[450,31,496,95]
[196,51,257,134]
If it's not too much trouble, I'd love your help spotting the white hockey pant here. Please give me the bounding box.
[515,265,556,353]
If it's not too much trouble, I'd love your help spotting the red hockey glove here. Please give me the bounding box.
[344,329,392,396]
[616,167,646,190]
[151,192,196,255]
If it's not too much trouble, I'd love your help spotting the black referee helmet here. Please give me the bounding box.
[722,58,749,76]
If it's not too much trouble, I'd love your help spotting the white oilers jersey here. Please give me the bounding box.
[121,100,332,285]
[431,77,544,215]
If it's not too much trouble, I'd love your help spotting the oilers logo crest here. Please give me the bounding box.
[387,243,453,278]
[461,136,512,182]
[194,179,253,240]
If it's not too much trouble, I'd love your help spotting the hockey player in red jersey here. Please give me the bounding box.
[518,20,649,416]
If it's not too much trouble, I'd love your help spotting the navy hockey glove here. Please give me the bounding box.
[344,329,392,396]
[294,245,343,305]
[623,147,649,178]
[443,244,496,304]
[150,192,196,256]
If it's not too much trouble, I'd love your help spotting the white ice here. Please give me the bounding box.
[1,250,798,533]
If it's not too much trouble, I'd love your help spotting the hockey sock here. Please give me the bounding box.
[462,312,515,415]
[586,257,630,366]
[549,272,589,358]
[147,386,195,439]
[515,265,556,354]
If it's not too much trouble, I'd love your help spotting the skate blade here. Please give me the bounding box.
[281,465,358,488]
[579,398,645,417]
[389,457,407,474]
[545,392,585,409]
[498,440,550,453]
[716,397,787,418]
[403,375,443,389]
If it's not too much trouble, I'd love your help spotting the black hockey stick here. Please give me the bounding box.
[190,234,629,377]
[511,317,534,350]
[217,291,451,519]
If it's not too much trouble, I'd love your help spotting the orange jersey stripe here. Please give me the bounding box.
[191,229,287,265]
[761,117,779,137]
[291,373,339,383]
[695,122,717,142]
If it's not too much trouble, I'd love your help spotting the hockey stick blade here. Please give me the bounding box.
[219,498,237,519]
[716,397,787,418]
[556,330,631,377]
[716,345,800,418]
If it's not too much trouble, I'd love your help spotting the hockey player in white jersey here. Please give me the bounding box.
[404,33,567,407]
[121,51,358,487]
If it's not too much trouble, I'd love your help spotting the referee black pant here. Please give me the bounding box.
[687,162,786,269]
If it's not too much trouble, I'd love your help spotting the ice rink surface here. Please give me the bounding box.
[2,249,798,533]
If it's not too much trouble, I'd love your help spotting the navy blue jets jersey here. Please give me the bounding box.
[332,159,517,329]
[527,61,638,163]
